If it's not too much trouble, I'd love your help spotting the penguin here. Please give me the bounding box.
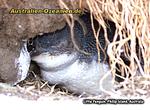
[27,13,116,95]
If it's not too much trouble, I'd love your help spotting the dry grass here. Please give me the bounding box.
[17,71,77,100]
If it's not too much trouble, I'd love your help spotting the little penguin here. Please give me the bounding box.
[27,13,116,95]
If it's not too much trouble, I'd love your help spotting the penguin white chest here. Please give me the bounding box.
[32,53,113,95]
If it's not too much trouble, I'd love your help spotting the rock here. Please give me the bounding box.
[0,34,30,84]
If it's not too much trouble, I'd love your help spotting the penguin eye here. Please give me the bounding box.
[28,39,33,45]
[27,38,35,52]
